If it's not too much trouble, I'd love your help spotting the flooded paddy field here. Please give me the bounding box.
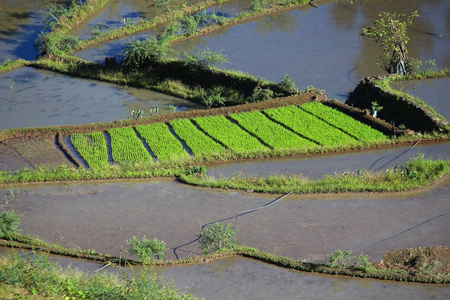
[172,0,449,101]
[1,174,449,263]
[0,0,71,61]
[391,77,450,121]
[0,67,202,130]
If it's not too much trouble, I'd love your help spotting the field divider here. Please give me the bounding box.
[166,123,194,156]
[132,127,157,161]
[190,119,230,151]
[55,133,81,169]
[225,116,274,150]
[261,111,322,146]
[298,105,360,142]
[62,135,89,169]
[103,131,115,165]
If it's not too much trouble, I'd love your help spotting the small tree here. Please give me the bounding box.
[0,210,22,238]
[122,37,172,70]
[279,74,297,94]
[362,11,419,74]
[198,223,236,254]
[126,236,166,263]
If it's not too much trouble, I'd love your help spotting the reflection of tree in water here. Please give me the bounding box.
[329,0,449,76]
[253,12,299,35]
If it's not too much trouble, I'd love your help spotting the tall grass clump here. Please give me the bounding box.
[0,210,22,238]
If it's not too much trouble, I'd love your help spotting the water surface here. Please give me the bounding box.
[0,67,202,129]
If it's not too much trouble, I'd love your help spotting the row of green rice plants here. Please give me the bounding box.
[264,106,358,146]
[108,127,152,164]
[192,115,269,152]
[229,111,316,150]
[299,102,388,142]
[169,118,225,156]
[70,132,109,169]
[136,123,189,161]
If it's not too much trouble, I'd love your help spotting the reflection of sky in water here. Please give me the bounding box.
[0,67,202,130]
[171,0,450,101]
[391,78,450,120]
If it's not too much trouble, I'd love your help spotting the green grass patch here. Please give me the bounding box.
[108,127,152,164]
[179,155,450,194]
[70,132,109,169]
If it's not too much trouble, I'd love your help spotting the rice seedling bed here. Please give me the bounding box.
[70,132,109,169]
[299,102,387,142]
[193,115,269,152]
[229,110,316,150]
[264,105,358,146]
[108,127,152,164]
[135,123,189,161]
[169,118,225,156]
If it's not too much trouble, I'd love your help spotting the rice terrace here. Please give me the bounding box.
[0,0,449,298]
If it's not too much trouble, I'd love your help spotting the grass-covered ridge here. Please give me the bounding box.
[179,155,450,194]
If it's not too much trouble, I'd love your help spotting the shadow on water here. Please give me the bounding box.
[0,67,202,130]
[390,77,450,121]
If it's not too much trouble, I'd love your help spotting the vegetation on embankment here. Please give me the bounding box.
[179,155,450,194]
[346,69,450,134]
[1,234,448,285]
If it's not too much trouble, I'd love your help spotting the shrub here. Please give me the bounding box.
[329,249,352,268]
[0,210,22,238]
[279,74,297,93]
[354,253,374,273]
[248,85,274,102]
[202,91,226,108]
[181,15,199,35]
[198,222,236,254]
[126,236,166,263]
[182,47,229,69]
[122,37,172,69]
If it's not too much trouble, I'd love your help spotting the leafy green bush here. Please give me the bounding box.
[202,91,226,108]
[198,222,236,254]
[182,47,229,69]
[181,15,199,35]
[329,249,352,268]
[0,210,22,238]
[122,37,172,69]
[354,253,374,273]
[126,236,166,263]
[279,74,297,93]
[248,85,274,102]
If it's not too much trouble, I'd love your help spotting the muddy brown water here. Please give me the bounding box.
[206,141,450,179]
[1,174,449,264]
[0,67,202,130]
[1,247,449,299]
[391,78,450,121]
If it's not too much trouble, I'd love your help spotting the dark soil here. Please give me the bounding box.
[375,246,450,275]
[0,142,30,171]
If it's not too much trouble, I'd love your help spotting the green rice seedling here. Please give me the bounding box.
[108,127,152,164]
[71,132,109,169]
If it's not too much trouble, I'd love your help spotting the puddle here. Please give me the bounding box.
[1,175,449,263]
[206,141,450,179]
[0,0,72,61]
[171,0,450,101]
[0,67,202,130]
[391,78,450,120]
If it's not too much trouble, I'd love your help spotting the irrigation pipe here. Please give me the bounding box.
[172,192,292,259]
[372,139,421,172]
